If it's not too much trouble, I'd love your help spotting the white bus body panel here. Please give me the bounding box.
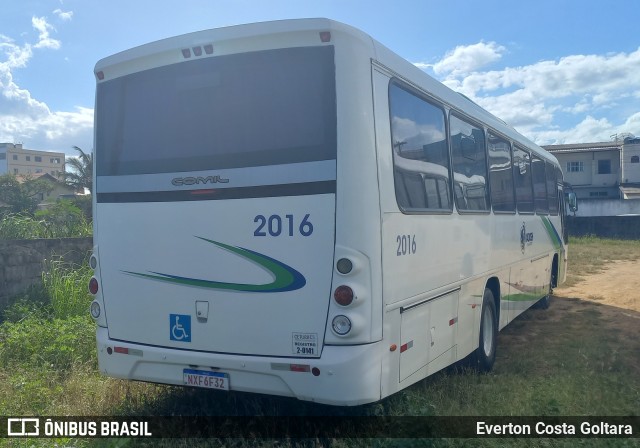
[97,194,335,357]
[96,327,383,406]
[371,57,565,393]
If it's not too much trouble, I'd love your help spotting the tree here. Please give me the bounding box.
[0,174,54,216]
[64,146,93,193]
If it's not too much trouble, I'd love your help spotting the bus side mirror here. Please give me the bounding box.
[567,192,578,213]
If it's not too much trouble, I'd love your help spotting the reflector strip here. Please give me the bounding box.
[271,363,310,373]
[400,340,414,353]
[113,346,143,356]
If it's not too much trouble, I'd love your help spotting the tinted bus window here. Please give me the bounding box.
[450,115,489,212]
[488,132,515,212]
[96,46,337,176]
[532,156,548,214]
[546,161,558,215]
[512,146,534,213]
[389,82,451,212]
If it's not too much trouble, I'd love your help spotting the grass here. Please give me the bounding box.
[0,237,638,447]
[43,259,95,320]
[562,235,640,287]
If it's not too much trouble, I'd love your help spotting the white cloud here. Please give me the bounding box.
[31,16,61,50]
[425,41,507,77]
[53,9,74,21]
[418,43,640,144]
[450,50,640,102]
[0,16,93,154]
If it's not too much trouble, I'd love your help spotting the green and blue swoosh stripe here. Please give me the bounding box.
[541,216,563,251]
[123,237,306,293]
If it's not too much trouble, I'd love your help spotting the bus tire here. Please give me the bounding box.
[473,288,498,372]
[536,293,551,310]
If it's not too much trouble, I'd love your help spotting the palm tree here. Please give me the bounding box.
[65,146,93,194]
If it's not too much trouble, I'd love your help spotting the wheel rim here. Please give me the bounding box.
[482,306,494,356]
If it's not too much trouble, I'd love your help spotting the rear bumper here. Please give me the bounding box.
[96,327,383,406]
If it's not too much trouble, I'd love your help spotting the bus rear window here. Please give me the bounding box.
[96,46,336,176]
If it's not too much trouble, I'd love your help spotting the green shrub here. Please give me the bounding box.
[0,315,96,370]
[43,259,93,320]
[35,200,92,238]
[0,201,92,240]
[0,261,94,371]
[0,290,49,323]
[0,213,46,239]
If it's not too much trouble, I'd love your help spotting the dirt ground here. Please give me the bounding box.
[554,260,639,314]
[551,260,639,372]
[501,260,640,375]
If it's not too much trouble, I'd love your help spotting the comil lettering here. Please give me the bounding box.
[171,175,229,186]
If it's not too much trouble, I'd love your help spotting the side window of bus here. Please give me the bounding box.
[389,82,451,212]
[450,114,490,212]
[546,161,558,215]
[487,132,515,212]
[512,146,534,213]
[532,156,548,214]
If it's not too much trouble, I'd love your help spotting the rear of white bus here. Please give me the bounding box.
[90,19,384,405]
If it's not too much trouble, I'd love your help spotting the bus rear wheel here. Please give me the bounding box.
[535,269,554,310]
[473,288,498,372]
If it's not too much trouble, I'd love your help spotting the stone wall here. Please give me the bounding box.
[0,237,93,308]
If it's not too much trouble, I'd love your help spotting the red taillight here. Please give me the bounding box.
[290,364,310,373]
[320,31,331,42]
[89,277,99,295]
[334,285,354,306]
[114,346,129,354]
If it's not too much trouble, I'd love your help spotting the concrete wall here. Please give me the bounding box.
[0,237,93,308]
[568,216,640,239]
[573,198,640,217]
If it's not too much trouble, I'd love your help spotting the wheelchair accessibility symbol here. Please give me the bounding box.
[170,314,191,342]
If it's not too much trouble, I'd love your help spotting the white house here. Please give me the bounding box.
[543,136,640,216]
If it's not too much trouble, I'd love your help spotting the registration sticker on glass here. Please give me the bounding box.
[292,332,318,356]
[183,368,229,391]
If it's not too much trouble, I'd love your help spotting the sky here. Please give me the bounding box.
[1,0,639,158]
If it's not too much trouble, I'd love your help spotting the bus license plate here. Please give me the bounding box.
[183,369,229,391]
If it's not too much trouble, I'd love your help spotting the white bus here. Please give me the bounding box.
[89,19,570,406]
